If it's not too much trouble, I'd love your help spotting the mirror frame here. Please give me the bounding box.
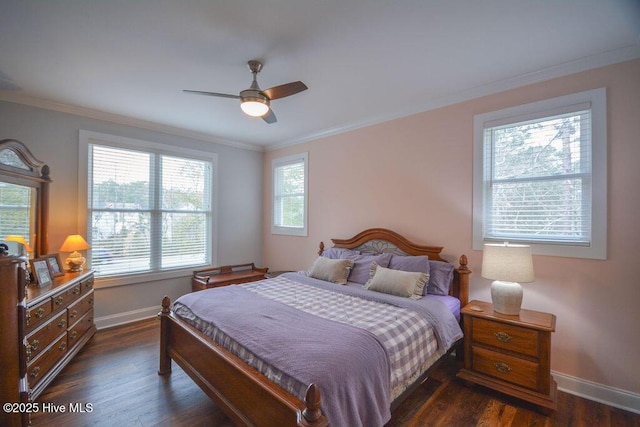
[0,139,51,258]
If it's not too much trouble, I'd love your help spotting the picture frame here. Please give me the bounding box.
[30,257,53,287]
[46,253,65,277]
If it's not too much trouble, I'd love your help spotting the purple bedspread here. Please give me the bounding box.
[175,284,391,427]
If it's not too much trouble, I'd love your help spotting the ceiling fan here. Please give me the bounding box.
[183,60,308,124]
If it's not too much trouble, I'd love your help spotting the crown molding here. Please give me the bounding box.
[267,45,640,151]
[0,92,264,152]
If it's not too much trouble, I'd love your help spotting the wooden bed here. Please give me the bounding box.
[158,228,470,426]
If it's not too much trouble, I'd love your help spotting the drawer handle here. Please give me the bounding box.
[70,310,78,319]
[55,296,64,306]
[58,319,67,328]
[29,339,40,352]
[34,307,46,318]
[30,366,40,378]
[494,331,512,343]
[73,286,81,295]
[70,331,78,340]
[494,361,512,374]
[58,342,67,351]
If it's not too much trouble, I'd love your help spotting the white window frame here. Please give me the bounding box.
[272,152,308,237]
[472,88,607,259]
[79,130,218,286]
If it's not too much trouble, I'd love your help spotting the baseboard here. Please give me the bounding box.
[553,371,640,414]
[94,306,158,330]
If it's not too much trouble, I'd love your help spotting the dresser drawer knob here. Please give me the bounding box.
[73,286,81,295]
[70,310,78,319]
[58,319,67,328]
[55,296,64,306]
[494,331,512,343]
[70,331,78,340]
[494,361,512,374]
[29,339,40,352]
[30,366,40,378]
[58,342,67,351]
[34,307,46,318]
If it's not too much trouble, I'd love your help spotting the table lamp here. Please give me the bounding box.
[481,243,534,315]
[5,235,33,257]
[60,234,91,272]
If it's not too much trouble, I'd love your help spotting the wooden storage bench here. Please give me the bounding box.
[192,263,268,292]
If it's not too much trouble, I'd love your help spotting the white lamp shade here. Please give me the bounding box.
[481,243,534,283]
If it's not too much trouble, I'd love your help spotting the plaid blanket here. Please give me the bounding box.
[243,276,437,390]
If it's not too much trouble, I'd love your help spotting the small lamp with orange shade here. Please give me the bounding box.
[59,235,91,272]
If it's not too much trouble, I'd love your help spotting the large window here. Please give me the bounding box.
[473,88,606,259]
[272,152,308,236]
[81,131,216,277]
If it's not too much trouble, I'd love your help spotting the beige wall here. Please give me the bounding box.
[263,59,640,403]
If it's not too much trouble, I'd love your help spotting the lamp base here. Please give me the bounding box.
[65,251,86,272]
[491,280,523,315]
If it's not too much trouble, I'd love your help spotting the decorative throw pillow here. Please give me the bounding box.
[364,262,428,299]
[308,256,354,285]
[346,252,393,284]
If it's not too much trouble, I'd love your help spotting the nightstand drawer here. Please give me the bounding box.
[473,317,539,357]
[472,346,540,390]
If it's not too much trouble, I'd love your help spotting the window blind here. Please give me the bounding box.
[483,109,592,245]
[273,155,306,230]
[88,144,212,277]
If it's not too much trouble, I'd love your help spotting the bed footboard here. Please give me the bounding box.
[158,296,327,427]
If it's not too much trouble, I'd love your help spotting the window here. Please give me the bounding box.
[473,88,606,259]
[81,131,216,278]
[272,153,308,236]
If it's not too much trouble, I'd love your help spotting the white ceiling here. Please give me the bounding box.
[1,1,639,151]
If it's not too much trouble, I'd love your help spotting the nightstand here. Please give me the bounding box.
[457,300,557,411]
[191,263,268,292]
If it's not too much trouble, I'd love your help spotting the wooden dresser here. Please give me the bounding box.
[0,251,95,427]
[457,300,557,412]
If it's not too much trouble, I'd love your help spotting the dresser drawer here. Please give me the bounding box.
[472,317,539,357]
[68,290,94,326]
[472,346,540,391]
[81,275,94,292]
[26,298,53,333]
[25,312,67,362]
[68,309,94,347]
[27,334,68,389]
[52,283,83,312]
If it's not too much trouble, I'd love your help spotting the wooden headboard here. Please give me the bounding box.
[318,228,470,307]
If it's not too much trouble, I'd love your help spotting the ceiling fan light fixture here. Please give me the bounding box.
[240,99,270,117]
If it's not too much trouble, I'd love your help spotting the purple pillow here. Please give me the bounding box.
[347,253,392,284]
[428,260,455,295]
[389,255,454,295]
[389,255,430,275]
[321,247,360,259]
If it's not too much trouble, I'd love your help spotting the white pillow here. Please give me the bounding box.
[308,256,354,285]
[364,262,428,299]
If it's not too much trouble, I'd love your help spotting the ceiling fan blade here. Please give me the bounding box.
[262,109,277,124]
[183,90,240,99]
[263,81,307,100]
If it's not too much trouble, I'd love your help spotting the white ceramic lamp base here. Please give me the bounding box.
[491,280,523,315]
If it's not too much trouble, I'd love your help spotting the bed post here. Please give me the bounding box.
[301,383,328,426]
[158,295,172,375]
[317,241,325,256]
[454,255,470,308]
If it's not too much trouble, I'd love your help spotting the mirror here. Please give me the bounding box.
[0,139,51,258]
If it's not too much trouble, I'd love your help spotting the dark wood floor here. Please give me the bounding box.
[30,318,639,427]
